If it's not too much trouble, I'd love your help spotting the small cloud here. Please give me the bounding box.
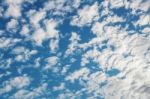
[70,2,99,27]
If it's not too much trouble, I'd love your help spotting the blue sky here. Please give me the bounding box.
[0,0,150,99]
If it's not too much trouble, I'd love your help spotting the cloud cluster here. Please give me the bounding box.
[0,0,150,99]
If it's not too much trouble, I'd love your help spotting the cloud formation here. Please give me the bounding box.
[0,0,150,99]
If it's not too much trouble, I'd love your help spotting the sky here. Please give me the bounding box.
[0,0,150,99]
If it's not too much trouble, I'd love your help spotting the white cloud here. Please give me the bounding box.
[53,83,65,91]
[105,15,125,23]
[44,56,59,70]
[69,32,81,41]
[49,39,59,53]
[5,5,21,18]
[0,37,21,48]
[6,19,18,33]
[32,28,46,46]
[10,83,48,99]
[34,57,41,68]
[72,0,81,8]
[0,75,31,95]
[43,0,80,16]
[65,32,80,56]
[12,46,37,62]
[44,0,69,16]
[57,1,150,97]
[28,10,46,27]
[6,0,23,4]
[12,46,26,54]
[75,20,150,98]
[65,67,90,83]
[31,18,60,52]
[71,2,99,27]
[9,75,31,89]
[61,65,70,75]
[1,0,150,98]
[109,0,125,8]
[142,27,150,35]
[130,0,150,12]
[20,24,30,36]
[5,0,23,18]
[44,19,59,38]
[134,14,150,26]
[91,22,105,37]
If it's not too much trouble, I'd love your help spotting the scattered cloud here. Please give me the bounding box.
[0,0,150,98]
[0,75,31,95]
[4,0,23,18]
[6,19,18,33]
[71,2,99,27]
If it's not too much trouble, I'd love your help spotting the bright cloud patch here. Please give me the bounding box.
[71,2,99,27]
[0,0,150,99]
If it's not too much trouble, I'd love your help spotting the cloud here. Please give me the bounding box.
[32,28,46,46]
[65,67,90,83]
[4,0,23,18]
[49,39,59,53]
[44,19,59,38]
[65,32,80,56]
[20,24,30,36]
[134,14,150,26]
[109,0,125,8]
[43,0,80,16]
[53,82,65,91]
[31,19,60,52]
[5,5,21,18]
[0,75,31,95]
[44,56,59,70]
[91,22,105,36]
[1,0,150,98]
[73,19,150,98]
[70,2,99,27]
[130,0,150,12]
[0,37,21,49]
[12,46,37,62]
[10,83,48,99]
[105,15,125,23]
[28,10,46,27]
[9,75,31,89]
[6,19,18,33]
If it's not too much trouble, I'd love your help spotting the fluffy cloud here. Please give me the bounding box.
[134,14,150,26]
[105,15,125,23]
[130,0,150,12]
[109,0,125,8]
[65,67,90,83]
[49,39,59,53]
[6,19,18,33]
[32,28,46,46]
[0,75,31,95]
[5,0,23,18]
[31,18,60,50]
[71,2,99,27]
[12,46,37,62]
[0,0,150,98]
[65,32,81,56]
[44,56,59,70]
[72,16,150,98]
[10,83,48,99]
[0,37,21,49]
[44,19,59,38]
[43,0,80,16]
[28,10,46,27]
[20,24,30,36]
